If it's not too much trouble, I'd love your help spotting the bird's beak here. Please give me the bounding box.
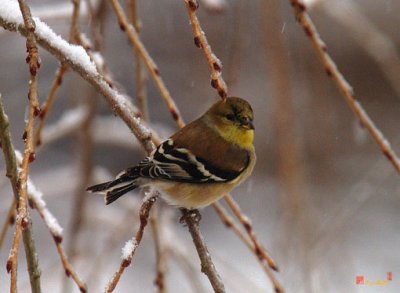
[240,118,254,130]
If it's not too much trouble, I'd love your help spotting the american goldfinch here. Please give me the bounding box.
[87,97,256,209]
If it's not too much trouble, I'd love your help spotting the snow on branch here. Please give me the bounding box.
[0,0,155,154]
[1,0,97,75]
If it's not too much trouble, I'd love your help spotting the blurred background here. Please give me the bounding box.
[1,0,399,292]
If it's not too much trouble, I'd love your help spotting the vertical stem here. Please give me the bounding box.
[127,0,149,120]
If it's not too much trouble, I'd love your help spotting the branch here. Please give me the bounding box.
[288,0,400,174]
[10,0,43,291]
[183,0,228,99]
[212,202,283,293]
[181,209,226,293]
[0,199,16,250]
[26,173,87,292]
[0,8,155,154]
[109,0,184,128]
[222,198,284,292]
[126,0,149,121]
[150,208,167,293]
[34,66,67,146]
[105,195,157,292]
[0,92,42,293]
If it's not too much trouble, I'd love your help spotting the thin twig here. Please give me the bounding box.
[26,178,87,293]
[105,195,157,292]
[0,9,270,293]
[1,93,42,293]
[289,0,400,175]
[127,0,149,121]
[212,202,284,293]
[11,1,42,291]
[0,199,16,250]
[34,66,67,146]
[35,0,95,148]
[318,0,400,101]
[0,13,156,154]
[69,0,82,43]
[181,209,226,293]
[183,0,228,99]
[109,0,184,128]
[150,208,167,293]
[167,247,206,293]
[86,201,140,287]
[35,0,81,147]
[0,95,20,292]
[224,196,277,271]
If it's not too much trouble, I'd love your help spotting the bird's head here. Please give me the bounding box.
[206,97,255,149]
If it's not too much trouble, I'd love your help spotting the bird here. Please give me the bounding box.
[87,97,256,209]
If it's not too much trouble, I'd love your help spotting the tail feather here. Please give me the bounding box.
[104,183,138,205]
[87,168,140,204]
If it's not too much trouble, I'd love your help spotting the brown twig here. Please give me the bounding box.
[0,14,156,154]
[150,208,167,293]
[0,199,16,250]
[27,179,87,293]
[109,0,184,128]
[69,0,82,43]
[0,95,41,293]
[1,9,268,293]
[127,0,149,121]
[224,195,285,293]
[35,0,86,147]
[183,0,228,99]
[105,195,157,292]
[10,1,42,292]
[167,247,206,293]
[212,202,284,292]
[224,196,278,271]
[181,209,226,293]
[289,0,400,175]
[317,0,400,102]
[34,66,67,146]
[86,201,140,287]
[0,95,20,292]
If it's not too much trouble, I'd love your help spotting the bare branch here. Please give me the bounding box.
[289,0,400,174]
[34,66,67,146]
[27,177,87,292]
[105,195,157,292]
[10,1,42,291]
[212,202,284,292]
[0,199,16,250]
[181,209,226,293]
[109,0,184,128]
[0,12,156,154]
[183,0,228,99]
[224,196,277,271]
[126,0,149,121]
[150,208,167,293]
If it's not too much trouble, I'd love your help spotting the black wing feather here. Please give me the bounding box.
[137,139,245,183]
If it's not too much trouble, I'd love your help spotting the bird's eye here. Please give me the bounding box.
[226,114,235,121]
